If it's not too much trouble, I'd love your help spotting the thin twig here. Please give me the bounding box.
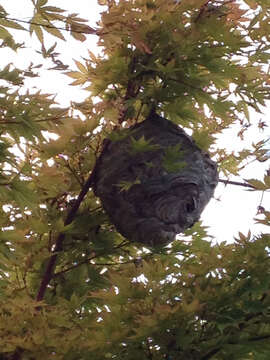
[64,160,84,187]
[135,101,144,124]
[0,116,68,125]
[54,255,97,277]
[54,241,131,277]
[218,178,255,189]
[194,0,212,23]
[249,334,270,342]
[119,56,139,124]
[259,190,265,206]
[55,259,129,277]
[201,348,221,360]
[0,15,97,35]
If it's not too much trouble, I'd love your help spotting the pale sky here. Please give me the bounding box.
[1,0,270,243]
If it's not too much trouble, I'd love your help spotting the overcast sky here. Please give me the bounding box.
[1,0,270,243]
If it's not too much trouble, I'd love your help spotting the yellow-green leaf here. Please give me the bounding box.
[74,60,88,74]
[244,178,267,190]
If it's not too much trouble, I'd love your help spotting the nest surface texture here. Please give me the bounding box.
[93,113,218,247]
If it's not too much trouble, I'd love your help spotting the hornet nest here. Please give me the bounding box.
[93,113,218,247]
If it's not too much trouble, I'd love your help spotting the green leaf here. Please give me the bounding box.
[263,175,270,188]
[116,178,141,192]
[162,144,187,173]
[129,136,160,154]
[74,60,88,74]
[37,0,48,6]
[44,24,65,40]
[42,6,66,13]
[192,130,216,150]
[30,23,44,44]
[244,178,268,190]
[0,25,12,40]
[0,18,25,31]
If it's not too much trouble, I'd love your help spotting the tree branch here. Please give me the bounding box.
[119,56,140,124]
[249,334,270,342]
[54,241,131,277]
[1,15,97,35]
[64,160,84,187]
[0,116,69,125]
[201,347,221,360]
[36,167,97,301]
[218,178,255,189]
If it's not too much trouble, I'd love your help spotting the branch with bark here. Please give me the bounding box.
[36,167,97,301]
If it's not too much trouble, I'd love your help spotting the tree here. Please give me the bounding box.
[1,0,270,359]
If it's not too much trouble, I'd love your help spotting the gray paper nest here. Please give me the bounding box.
[93,113,218,247]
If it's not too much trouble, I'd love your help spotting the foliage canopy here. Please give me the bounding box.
[1,0,270,359]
